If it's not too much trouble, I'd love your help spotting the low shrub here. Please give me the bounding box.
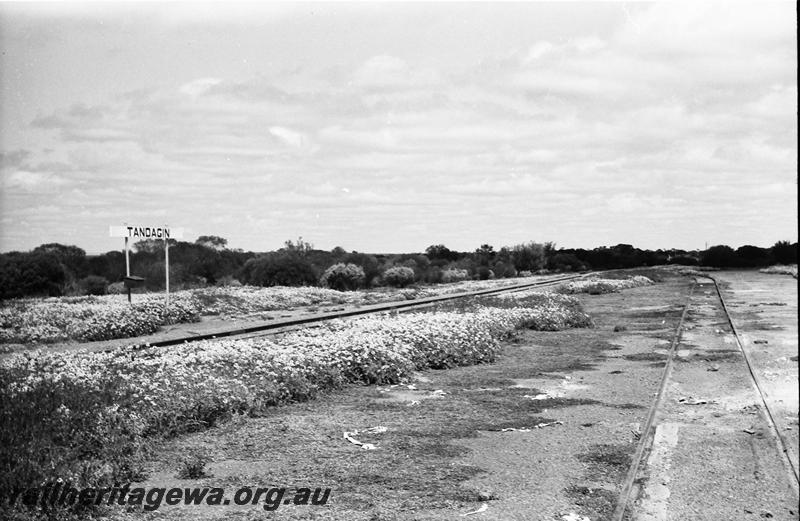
[319,263,366,291]
[106,281,126,294]
[558,276,654,295]
[476,267,494,280]
[239,252,317,287]
[80,275,109,296]
[176,453,211,479]
[759,265,798,278]
[0,294,201,344]
[214,275,242,287]
[382,266,416,288]
[441,269,469,283]
[0,366,147,516]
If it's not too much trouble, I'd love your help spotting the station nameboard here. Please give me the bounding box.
[109,226,184,239]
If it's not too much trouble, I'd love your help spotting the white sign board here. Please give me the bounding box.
[109,225,184,239]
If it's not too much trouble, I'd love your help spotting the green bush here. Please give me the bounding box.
[319,263,365,291]
[106,281,126,294]
[491,261,516,278]
[214,275,242,287]
[0,252,67,300]
[80,275,109,295]
[382,266,416,288]
[476,267,494,280]
[0,367,146,513]
[441,268,469,283]
[239,251,317,287]
[510,242,546,272]
[701,245,737,268]
[547,253,585,272]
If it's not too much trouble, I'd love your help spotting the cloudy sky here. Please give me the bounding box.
[0,2,796,254]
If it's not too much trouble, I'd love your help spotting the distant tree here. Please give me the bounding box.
[667,255,699,266]
[342,252,382,286]
[87,251,126,282]
[544,242,557,259]
[195,235,228,250]
[32,243,88,279]
[80,275,109,295]
[239,250,317,287]
[735,245,770,267]
[473,244,495,266]
[0,251,66,299]
[282,237,314,258]
[491,260,516,278]
[133,239,164,254]
[496,246,512,265]
[771,241,798,265]
[547,253,585,272]
[701,245,737,268]
[32,243,85,262]
[425,244,460,262]
[476,266,493,280]
[611,243,641,268]
[510,242,546,272]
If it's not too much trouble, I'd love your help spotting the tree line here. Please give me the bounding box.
[0,236,796,299]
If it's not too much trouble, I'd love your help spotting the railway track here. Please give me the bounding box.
[123,273,584,351]
[612,274,799,520]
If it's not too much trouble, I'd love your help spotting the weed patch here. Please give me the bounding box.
[577,443,633,480]
[689,350,740,362]
[623,352,669,362]
[565,485,619,521]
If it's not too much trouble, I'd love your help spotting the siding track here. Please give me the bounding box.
[613,274,800,521]
[123,274,583,351]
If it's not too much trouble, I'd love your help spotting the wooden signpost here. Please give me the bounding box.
[109,225,184,305]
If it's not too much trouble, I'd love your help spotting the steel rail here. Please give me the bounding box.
[611,281,696,521]
[123,274,583,351]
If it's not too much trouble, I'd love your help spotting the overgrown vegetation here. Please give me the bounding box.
[759,264,798,278]
[558,275,655,295]
[0,293,592,517]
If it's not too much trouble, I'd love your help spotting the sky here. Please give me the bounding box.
[0,2,797,255]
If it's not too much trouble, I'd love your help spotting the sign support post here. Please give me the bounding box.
[110,225,184,307]
[164,234,170,308]
[124,235,131,303]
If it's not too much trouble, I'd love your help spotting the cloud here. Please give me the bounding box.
[0,149,31,168]
[268,126,306,148]
[179,78,223,97]
[2,170,66,191]
[1,3,796,253]
[352,55,444,91]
